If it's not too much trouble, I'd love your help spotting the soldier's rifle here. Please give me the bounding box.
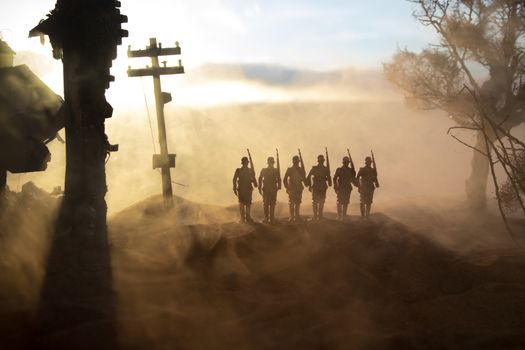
[276,148,282,190]
[346,148,355,170]
[371,149,380,187]
[325,147,333,187]
[247,148,258,188]
[298,148,309,187]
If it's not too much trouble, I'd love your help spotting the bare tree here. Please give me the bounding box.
[384,0,525,211]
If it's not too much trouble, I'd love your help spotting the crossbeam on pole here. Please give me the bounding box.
[127,37,185,210]
[127,66,184,77]
[128,44,181,58]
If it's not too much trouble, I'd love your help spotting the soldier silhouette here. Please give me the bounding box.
[307,154,331,221]
[283,155,307,222]
[356,156,379,218]
[258,156,281,223]
[333,156,357,220]
[233,157,257,223]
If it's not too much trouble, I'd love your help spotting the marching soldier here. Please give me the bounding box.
[258,156,281,223]
[307,154,331,221]
[233,156,257,223]
[283,155,307,222]
[333,156,356,220]
[356,156,379,219]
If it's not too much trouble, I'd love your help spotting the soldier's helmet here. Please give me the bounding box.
[317,154,325,161]
[267,156,275,164]
[292,155,300,162]
[241,156,249,164]
[365,156,372,163]
[342,156,350,163]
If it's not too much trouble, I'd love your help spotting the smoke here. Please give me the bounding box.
[6,60,520,222]
[108,204,524,350]
[105,99,476,213]
[7,98,477,215]
[0,184,59,321]
[2,69,524,350]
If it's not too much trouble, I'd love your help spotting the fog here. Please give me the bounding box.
[4,50,497,215]
[3,65,525,350]
[3,1,525,348]
[6,96,477,215]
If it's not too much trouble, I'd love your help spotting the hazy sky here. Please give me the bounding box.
[3,0,466,212]
[1,1,434,68]
[0,0,438,108]
[2,1,433,64]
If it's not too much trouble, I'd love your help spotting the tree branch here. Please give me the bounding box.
[447,129,488,157]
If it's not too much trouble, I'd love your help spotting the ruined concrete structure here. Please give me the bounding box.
[31,0,128,231]
[0,40,15,67]
[0,39,63,192]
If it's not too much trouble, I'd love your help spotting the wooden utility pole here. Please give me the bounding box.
[127,38,184,209]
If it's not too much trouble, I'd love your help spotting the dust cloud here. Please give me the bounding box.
[7,97,476,215]
[108,199,525,350]
[2,0,525,347]
[0,184,59,333]
[2,65,525,350]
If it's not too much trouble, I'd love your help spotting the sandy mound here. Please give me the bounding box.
[109,204,525,350]
[1,193,525,350]
[111,195,237,228]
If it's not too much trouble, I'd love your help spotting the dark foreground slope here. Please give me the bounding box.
[0,184,59,347]
[1,193,525,350]
[111,208,525,350]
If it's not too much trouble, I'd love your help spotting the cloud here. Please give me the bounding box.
[108,62,400,110]
[205,8,247,33]
[272,7,358,21]
[243,3,261,17]
[188,62,394,91]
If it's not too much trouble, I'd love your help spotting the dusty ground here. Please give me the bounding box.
[1,192,525,349]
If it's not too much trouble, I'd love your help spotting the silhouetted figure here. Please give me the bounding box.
[233,157,257,223]
[284,155,307,222]
[307,155,331,220]
[356,156,379,218]
[258,156,281,223]
[333,156,357,220]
